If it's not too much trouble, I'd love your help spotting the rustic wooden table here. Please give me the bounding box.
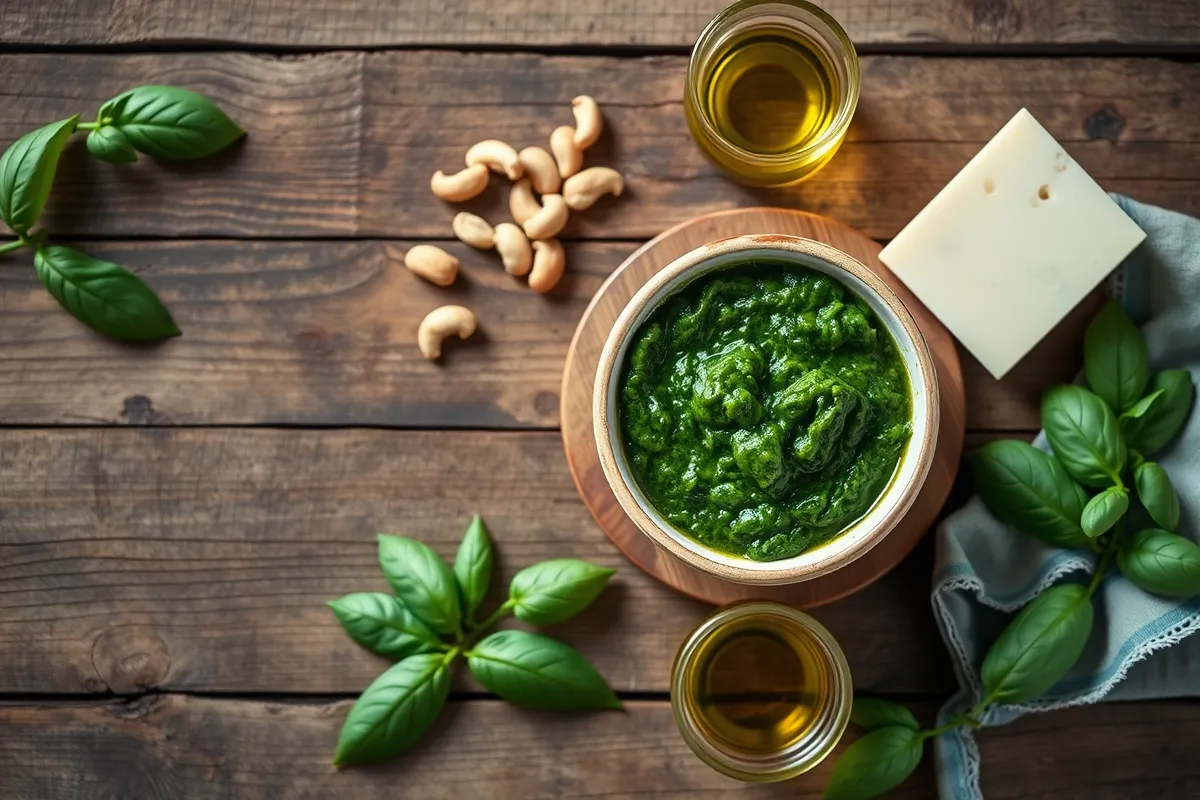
[2,1,1199,797]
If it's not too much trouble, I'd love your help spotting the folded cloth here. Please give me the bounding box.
[931,196,1200,799]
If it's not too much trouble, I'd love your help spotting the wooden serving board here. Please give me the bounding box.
[560,208,966,607]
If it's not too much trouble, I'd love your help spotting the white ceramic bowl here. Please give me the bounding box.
[593,234,939,585]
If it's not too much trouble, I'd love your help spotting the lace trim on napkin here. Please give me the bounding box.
[931,557,1093,800]
[932,558,1200,800]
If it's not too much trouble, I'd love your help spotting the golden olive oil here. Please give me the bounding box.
[671,602,852,782]
[702,29,839,158]
[688,617,826,753]
[685,0,860,186]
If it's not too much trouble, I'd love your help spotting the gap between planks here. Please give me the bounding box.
[3,42,1200,58]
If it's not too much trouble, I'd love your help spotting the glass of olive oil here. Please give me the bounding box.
[685,0,861,186]
[671,601,852,782]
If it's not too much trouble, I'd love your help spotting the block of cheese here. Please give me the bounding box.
[878,108,1145,379]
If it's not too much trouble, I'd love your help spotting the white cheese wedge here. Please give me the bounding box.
[879,108,1145,380]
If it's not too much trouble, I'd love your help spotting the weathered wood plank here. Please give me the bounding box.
[0,52,365,238]
[0,239,610,429]
[0,53,1194,239]
[2,0,1198,48]
[2,696,1197,798]
[0,239,1069,430]
[0,428,953,695]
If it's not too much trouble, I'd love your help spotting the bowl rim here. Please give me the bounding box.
[592,234,939,585]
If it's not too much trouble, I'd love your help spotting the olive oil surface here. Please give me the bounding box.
[701,27,839,157]
[689,620,828,753]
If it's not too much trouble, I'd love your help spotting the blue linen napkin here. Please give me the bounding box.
[931,196,1200,799]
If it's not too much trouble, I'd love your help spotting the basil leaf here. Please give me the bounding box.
[1134,462,1180,532]
[332,653,450,766]
[0,116,79,235]
[377,535,461,636]
[970,440,1089,548]
[453,515,493,624]
[1118,529,1200,598]
[468,629,621,710]
[849,697,920,732]
[1122,370,1195,456]
[85,126,138,164]
[33,244,180,340]
[980,583,1093,704]
[1084,299,1149,414]
[509,559,616,625]
[1080,488,1129,539]
[100,85,245,161]
[328,592,439,660]
[823,726,923,800]
[1120,389,1165,423]
[1041,386,1126,487]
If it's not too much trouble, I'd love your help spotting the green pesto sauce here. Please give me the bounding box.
[619,260,913,561]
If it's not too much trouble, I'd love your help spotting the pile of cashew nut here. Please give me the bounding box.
[409,95,625,361]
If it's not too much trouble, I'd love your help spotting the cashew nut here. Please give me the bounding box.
[571,96,603,150]
[430,164,489,202]
[465,139,523,180]
[452,212,495,249]
[509,177,542,226]
[494,222,533,276]
[523,193,569,240]
[550,126,583,179]
[529,239,566,294]
[417,305,477,361]
[563,167,625,211]
[404,245,459,287]
[518,146,561,195]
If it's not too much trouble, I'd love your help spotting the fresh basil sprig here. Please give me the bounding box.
[1117,529,1200,598]
[85,125,138,164]
[509,558,617,625]
[0,116,79,235]
[468,629,622,710]
[1134,462,1180,531]
[1084,299,1149,413]
[849,697,920,732]
[980,583,1094,704]
[454,515,493,624]
[0,86,244,339]
[327,592,439,660]
[378,535,462,637]
[329,517,619,767]
[827,300,1196,799]
[1042,385,1126,487]
[1121,369,1194,455]
[33,245,181,340]
[333,653,451,766]
[824,726,924,800]
[970,440,1089,548]
[94,85,245,162]
[1080,487,1129,538]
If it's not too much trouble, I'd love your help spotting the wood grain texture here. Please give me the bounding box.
[2,696,1197,799]
[2,0,1198,47]
[0,53,1195,239]
[0,238,1074,430]
[562,208,964,605]
[0,239,611,429]
[0,428,952,695]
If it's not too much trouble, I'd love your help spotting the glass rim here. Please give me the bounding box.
[670,601,853,782]
[685,0,861,167]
